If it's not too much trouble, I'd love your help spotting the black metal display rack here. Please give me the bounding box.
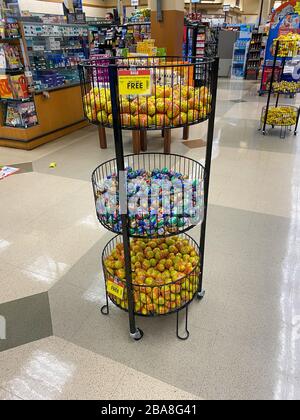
[260,39,300,139]
[79,56,219,341]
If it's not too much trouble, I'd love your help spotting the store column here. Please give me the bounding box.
[149,0,185,56]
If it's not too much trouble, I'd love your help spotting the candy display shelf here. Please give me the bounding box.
[79,56,219,340]
[21,21,89,92]
[246,31,265,80]
[0,20,38,132]
[88,22,151,56]
[183,24,207,60]
[260,35,300,139]
[0,20,88,149]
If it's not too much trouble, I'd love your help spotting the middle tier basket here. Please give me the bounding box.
[92,153,205,238]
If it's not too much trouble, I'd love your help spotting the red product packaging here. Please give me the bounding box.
[10,74,29,99]
[0,75,13,98]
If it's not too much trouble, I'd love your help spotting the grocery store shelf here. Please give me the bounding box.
[34,82,80,94]
[0,36,21,42]
[0,68,24,75]
[0,97,33,103]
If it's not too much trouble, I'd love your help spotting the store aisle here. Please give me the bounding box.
[0,79,300,400]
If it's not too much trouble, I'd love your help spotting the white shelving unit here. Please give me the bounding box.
[231,38,250,79]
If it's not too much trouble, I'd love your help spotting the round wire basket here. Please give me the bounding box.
[79,56,214,130]
[271,81,300,95]
[102,233,201,317]
[261,105,298,127]
[92,153,205,238]
[272,37,300,57]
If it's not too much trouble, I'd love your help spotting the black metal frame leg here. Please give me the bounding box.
[108,64,143,342]
[295,108,300,135]
[176,306,190,341]
[198,57,219,297]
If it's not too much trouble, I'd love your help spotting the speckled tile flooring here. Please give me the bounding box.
[0,79,300,400]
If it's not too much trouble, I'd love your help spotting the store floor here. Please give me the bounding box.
[1,79,300,400]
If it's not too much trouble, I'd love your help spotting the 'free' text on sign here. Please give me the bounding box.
[118,69,152,96]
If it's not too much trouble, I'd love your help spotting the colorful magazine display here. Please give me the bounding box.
[5,101,38,127]
[0,74,13,98]
[5,101,21,125]
[0,43,22,70]
[9,74,29,98]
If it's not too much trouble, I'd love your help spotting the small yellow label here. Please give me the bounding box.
[107,280,124,299]
[118,69,151,96]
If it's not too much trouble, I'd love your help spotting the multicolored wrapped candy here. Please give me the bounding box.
[95,167,204,236]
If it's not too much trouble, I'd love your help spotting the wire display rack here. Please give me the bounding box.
[260,37,300,139]
[79,56,219,340]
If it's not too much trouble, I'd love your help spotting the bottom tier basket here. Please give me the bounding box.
[102,233,201,317]
[261,105,298,127]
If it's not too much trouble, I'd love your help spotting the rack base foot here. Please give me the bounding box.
[197,290,206,300]
[101,305,109,315]
[176,307,189,340]
[130,328,144,341]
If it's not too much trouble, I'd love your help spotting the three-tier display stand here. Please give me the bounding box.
[79,56,219,341]
[260,37,300,139]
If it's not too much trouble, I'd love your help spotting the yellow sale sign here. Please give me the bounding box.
[118,69,151,96]
[107,279,125,299]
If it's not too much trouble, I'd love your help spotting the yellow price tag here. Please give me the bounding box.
[107,279,125,299]
[118,69,151,96]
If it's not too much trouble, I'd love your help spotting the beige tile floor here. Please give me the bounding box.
[0,337,199,400]
[0,79,300,400]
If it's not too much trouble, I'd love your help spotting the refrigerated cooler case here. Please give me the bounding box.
[231,38,250,79]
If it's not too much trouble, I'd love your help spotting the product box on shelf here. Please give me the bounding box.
[10,74,29,99]
[22,22,89,92]
[0,43,22,69]
[0,75,13,98]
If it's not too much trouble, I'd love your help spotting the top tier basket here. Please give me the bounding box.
[79,56,214,131]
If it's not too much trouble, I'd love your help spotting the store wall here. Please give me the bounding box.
[17,0,151,18]
[243,0,273,21]
[105,0,148,6]
[18,0,107,17]
[184,0,270,24]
